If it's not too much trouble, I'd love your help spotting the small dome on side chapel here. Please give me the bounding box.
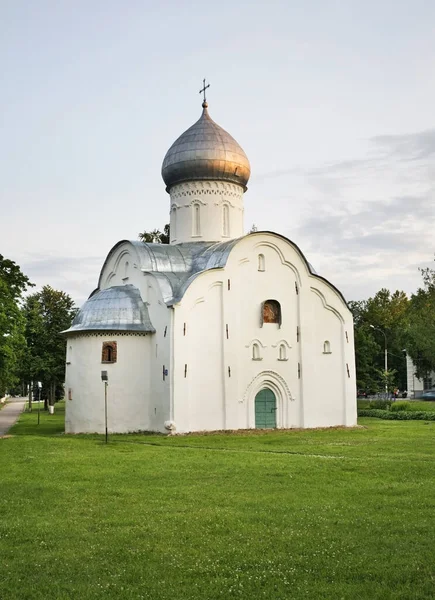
[62,285,155,334]
[161,101,251,192]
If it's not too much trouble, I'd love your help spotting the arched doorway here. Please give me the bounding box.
[255,388,277,428]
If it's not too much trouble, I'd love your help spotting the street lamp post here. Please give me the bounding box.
[370,325,388,397]
[101,371,109,443]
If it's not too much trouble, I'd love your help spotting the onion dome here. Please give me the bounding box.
[161,102,251,192]
[62,285,155,334]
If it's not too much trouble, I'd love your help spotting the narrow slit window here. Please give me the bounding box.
[193,203,201,236]
[172,208,177,240]
[323,340,331,354]
[223,204,230,236]
[252,343,261,360]
[258,254,265,271]
[279,344,287,360]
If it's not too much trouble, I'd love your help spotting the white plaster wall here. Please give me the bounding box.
[172,232,356,433]
[172,282,225,431]
[65,333,154,433]
[168,180,244,244]
[95,242,172,430]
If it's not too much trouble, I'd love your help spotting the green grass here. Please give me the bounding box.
[1,404,435,599]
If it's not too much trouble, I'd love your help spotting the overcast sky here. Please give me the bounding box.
[1,0,434,306]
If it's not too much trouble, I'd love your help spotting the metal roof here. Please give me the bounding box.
[62,285,155,335]
[161,103,251,191]
[96,232,348,310]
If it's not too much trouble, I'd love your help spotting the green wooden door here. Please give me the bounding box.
[255,388,277,428]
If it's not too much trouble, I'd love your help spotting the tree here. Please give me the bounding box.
[0,255,33,396]
[349,289,409,393]
[23,286,77,408]
[406,267,435,380]
[138,224,170,244]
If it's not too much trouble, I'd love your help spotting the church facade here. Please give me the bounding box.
[63,98,357,434]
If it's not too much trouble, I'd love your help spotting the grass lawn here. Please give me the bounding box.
[1,404,435,599]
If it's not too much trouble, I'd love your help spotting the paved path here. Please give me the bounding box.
[0,397,27,436]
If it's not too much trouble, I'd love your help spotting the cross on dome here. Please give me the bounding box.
[199,78,210,108]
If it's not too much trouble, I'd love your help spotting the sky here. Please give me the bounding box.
[1,0,434,306]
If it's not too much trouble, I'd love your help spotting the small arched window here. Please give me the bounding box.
[102,341,117,363]
[252,343,261,360]
[258,254,265,271]
[222,204,230,236]
[124,261,129,279]
[261,300,281,326]
[193,203,201,236]
[279,344,287,361]
[323,340,331,354]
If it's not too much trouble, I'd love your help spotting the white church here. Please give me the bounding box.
[63,94,357,434]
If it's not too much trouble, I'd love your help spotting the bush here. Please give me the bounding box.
[358,409,435,421]
[390,401,411,412]
[369,399,392,410]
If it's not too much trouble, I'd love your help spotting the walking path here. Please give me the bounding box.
[0,398,27,436]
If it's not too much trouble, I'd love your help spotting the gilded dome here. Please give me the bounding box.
[161,103,251,192]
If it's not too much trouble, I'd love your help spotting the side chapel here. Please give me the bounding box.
[63,90,357,434]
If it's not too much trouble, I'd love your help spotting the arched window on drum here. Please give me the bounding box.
[192,203,201,236]
[222,204,230,236]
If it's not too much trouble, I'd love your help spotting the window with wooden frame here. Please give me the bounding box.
[102,341,117,363]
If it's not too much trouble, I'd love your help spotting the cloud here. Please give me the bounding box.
[371,129,435,162]
[21,255,103,306]
[279,129,435,301]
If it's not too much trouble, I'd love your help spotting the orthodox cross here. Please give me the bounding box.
[199,78,210,103]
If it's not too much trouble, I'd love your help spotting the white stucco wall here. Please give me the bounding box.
[65,241,173,434]
[66,232,356,434]
[65,333,154,433]
[169,180,245,244]
[172,232,356,433]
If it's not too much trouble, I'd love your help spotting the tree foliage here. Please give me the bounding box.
[349,289,409,393]
[0,255,33,396]
[138,224,170,244]
[23,286,77,406]
[405,267,435,379]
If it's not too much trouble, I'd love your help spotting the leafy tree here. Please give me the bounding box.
[0,255,33,396]
[349,289,409,393]
[23,286,77,408]
[406,267,435,380]
[138,224,170,244]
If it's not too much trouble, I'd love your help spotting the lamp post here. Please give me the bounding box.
[370,325,388,397]
[101,371,108,443]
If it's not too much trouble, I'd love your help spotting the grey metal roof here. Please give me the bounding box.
[98,239,241,306]
[97,232,348,310]
[62,285,155,334]
[161,103,251,191]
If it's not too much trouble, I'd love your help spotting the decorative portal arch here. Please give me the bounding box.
[243,370,294,429]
